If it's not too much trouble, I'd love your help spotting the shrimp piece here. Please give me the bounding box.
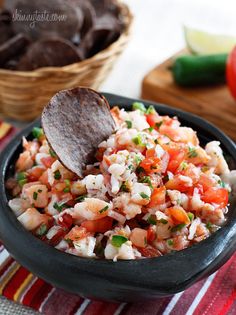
[16,151,34,172]
[24,184,48,208]
[113,193,142,219]
[73,198,112,220]
[205,141,230,175]
[130,228,147,248]
[115,128,138,148]
[131,183,151,205]
[71,180,87,195]
[22,137,40,157]
[186,147,210,165]
[39,139,50,154]
[18,208,49,231]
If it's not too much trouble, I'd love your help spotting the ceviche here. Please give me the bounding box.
[7,102,233,260]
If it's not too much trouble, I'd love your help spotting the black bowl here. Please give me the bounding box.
[0,93,236,302]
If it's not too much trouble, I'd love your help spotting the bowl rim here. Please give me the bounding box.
[1,92,236,294]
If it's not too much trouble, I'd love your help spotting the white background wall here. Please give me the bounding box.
[102,0,236,98]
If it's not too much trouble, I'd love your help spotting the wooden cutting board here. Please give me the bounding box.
[141,50,236,141]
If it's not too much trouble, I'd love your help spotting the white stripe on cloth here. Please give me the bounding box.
[19,276,38,304]
[114,303,127,315]
[0,249,10,267]
[162,291,184,315]
[75,299,91,315]
[39,287,56,313]
[185,272,217,315]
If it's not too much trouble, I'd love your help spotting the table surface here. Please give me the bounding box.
[1,0,236,313]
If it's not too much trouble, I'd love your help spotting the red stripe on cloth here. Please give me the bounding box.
[2,266,30,300]
[22,278,48,307]
[218,286,236,315]
[29,281,53,310]
[42,288,82,315]
[83,301,120,315]
[193,254,236,315]
[170,278,206,315]
[0,257,15,278]
[121,297,172,315]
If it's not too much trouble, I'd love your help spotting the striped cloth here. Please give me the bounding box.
[0,122,236,315]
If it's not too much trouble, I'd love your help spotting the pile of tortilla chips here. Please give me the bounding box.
[0,0,124,70]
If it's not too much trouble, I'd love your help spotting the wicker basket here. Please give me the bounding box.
[0,1,133,121]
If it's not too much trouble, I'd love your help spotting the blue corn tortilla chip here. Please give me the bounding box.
[41,87,116,177]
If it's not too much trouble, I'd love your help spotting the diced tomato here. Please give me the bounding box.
[147,226,156,243]
[165,175,192,193]
[140,156,162,174]
[139,246,162,258]
[145,148,156,158]
[58,213,73,229]
[202,187,228,208]
[81,217,113,233]
[148,186,166,207]
[48,228,66,246]
[163,144,186,173]
[146,112,160,127]
[198,173,215,191]
[39,171,50,187]
[27,166,45,181]
[41,156,56,168]
[96,147,106,162]
[167,206,190,225]
[180,163,200,184]
[64,226,88,241]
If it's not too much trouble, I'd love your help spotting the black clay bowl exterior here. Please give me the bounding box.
[0,93,236,302]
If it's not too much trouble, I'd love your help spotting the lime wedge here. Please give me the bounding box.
[184,26,236,55]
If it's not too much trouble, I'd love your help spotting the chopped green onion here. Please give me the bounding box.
[127,164,134,170]
[188,147,198,158]
[171,223,186,232]
[132,102,146,112]
[63,179,71,193]
[36,223,48,236]
[180,161,188,171]
[206,222,212,230]
[167,239,174,246]
[140,192,149,199]
[134,155,142,165]
[146,105,156,114]
[147,215,157,225]
[111,235,128,248]
[18,179,27,187]
[187,212,194,221]
[139,176,153,189]
[53,202,66,212]
[54,170,61,180]
[136,166,144,174]
[63,187,70,193]
[125,120,132,129]
[49,148,57,158]
[75,195,86,202]
[148,127,154,132]
[155,121,163,128]
[16,172,27,181]
[218,179,226,188]
[132,134,145,146]
[99,205,109,214]
[33,192,38,200]
[32,127,44,139]
[120,182,129,192]
[159,218,168,224]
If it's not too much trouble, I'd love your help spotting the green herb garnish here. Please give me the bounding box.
[218,179,226,188]
[49,148,57,158]
[188,147,198,158]
[171,223,186,232]
[63,179,70,193]
[120,182,130,192]
[54,170,61,180]
[167,239,174,246]
[53,202,65,212]
[180,161,188,171]
[75,195,86,202]
[125,120,132,129]
[147,215,157,225]
[187,212,194,221]
[155,121,163,128]
[159,218,168,224]
[134,155,142,165]
[139,176,153,189]
[148,127,154,132]
[32,127,44,139]
[146,105,155,114]
[136,166,144,174]
[99,205,109,214]
[206,222,212,230]
[132,134,145,146]
[36,223,48,236]
[132,102,146,112]
[16,172,28,187]
[111,235,128,248]
[140,192,149,199]
[33,192,38,200]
